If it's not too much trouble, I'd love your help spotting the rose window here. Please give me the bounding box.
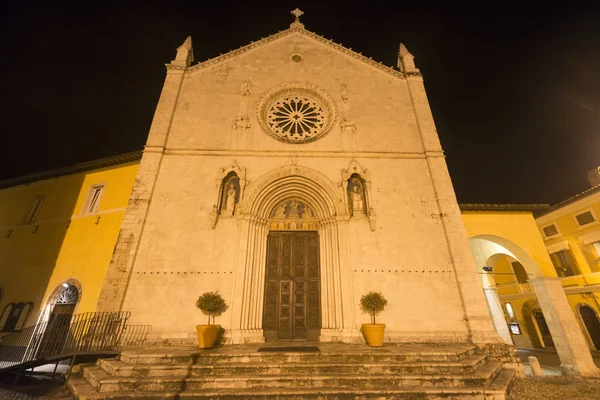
[267,96,326,141]
[257,83,337,144]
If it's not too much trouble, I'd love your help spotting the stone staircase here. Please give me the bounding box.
[68,343,517,399]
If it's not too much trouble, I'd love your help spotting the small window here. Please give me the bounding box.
[24,196,44,224]
[505,303,516,321]
[84,185,105,214]
[550,249,580,277]
[543,224,558,237]
[575,211,595,226]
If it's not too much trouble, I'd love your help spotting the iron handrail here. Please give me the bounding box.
[0,311,151,370]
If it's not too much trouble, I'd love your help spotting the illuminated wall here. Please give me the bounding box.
[0,156,139,334]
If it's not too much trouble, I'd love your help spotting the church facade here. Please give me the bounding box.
[95,12,501,346]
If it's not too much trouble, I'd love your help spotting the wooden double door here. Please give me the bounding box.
[263,231,321,341]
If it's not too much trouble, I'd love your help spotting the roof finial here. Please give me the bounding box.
[290,8,305,29]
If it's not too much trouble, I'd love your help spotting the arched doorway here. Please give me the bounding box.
[579,304,600,350]
[38,283,80,358]
[231,165,354,344]
[523,299,554,349]
[263,199,321,341]
[48,283,79,324]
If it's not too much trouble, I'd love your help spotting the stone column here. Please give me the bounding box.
[531,277,600,377]
[483,287,513,345]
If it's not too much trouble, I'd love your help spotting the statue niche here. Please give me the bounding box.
[219,172,240,216]
[347,174,366,216]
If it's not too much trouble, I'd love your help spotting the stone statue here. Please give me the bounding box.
[226,183,236,215]
[209,205,218,229]
[288,199,300,219]
[240,81,251,96]
[351,184,364,214]
[341,84,348,103]
[274,204,287,219]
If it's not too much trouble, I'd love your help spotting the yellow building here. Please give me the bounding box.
[456,167,600,359]
[534,170,600,351]
[0,152,140,335]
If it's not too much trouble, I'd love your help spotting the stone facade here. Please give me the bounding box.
[97,14,501,346]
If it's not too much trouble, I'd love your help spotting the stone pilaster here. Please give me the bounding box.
[531,277,600,377]
[96,65,187,312]
[406,73,501,345]
[229,217,267,344]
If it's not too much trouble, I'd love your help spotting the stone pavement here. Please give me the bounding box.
[508,377,600,400]
[518,348,600,369]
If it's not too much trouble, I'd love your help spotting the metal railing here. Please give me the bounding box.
[0,311,151,371]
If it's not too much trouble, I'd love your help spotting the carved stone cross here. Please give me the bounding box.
[291,8,304,22]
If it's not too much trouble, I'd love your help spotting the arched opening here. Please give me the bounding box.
[468,234,547,348]
[522,298,554,348]
[230,165,353,343]
[263,198,321,341]
[579,304,600,350]
[37,282,80,358]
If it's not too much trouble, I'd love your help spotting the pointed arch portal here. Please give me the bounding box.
[229,165,356,343]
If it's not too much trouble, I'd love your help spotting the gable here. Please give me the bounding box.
[166,29,424,153]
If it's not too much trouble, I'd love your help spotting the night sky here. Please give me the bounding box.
[1,1,599,205]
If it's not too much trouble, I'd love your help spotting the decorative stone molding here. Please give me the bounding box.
[232,115,251,131]
[232,81,252,132]
[256,82,337,144]
[546,241,570,254]
[229,162,357,343]
[339,84,357,135]
[186,26,413,81]
[239,164,347,218]
[342,160,376,231]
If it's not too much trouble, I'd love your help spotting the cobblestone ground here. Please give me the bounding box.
[508,377,600,400]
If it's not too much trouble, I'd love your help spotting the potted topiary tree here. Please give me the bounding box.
[195,291,228,349]
[360,291,388,347]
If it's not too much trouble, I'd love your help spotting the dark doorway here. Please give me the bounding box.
[533,310,555,348]
[580,305,600,350]
[37,285,78,359]
[263,231,321,341]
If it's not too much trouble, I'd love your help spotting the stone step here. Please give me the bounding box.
[69,368,516,400]
[83,360,503,393]
[119,345,477,365]
[99,353,488,378]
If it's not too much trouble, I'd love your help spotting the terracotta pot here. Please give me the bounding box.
[196,324,221,349]
[361,323,386,347]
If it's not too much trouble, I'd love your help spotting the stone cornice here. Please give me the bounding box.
[165,64,187,71]
[162,148,430,159]
[185,27,417,80]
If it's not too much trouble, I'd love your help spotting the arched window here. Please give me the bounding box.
[0,303,13,331]
[0,302,33,332]
[14,303,32,331]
